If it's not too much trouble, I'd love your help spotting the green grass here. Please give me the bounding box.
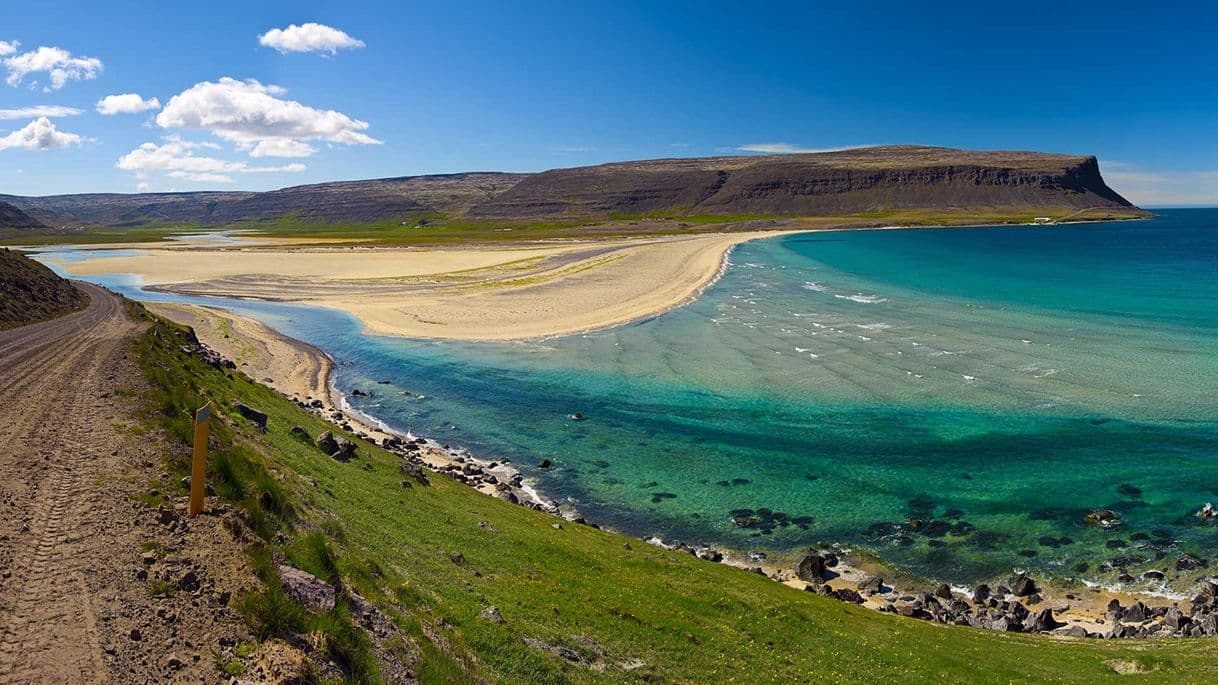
[130,303,1215,684]
[5,206,1150,248]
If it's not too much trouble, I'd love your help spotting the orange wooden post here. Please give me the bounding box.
[189,402,212,518]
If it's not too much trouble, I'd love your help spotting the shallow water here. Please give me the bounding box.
[37,209,1218,584]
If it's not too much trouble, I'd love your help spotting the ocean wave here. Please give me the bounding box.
[802,281,830,292]
[855,323,892,331]
[834,293,888,304]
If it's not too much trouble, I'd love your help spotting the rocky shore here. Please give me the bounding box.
[180,311,1218,643]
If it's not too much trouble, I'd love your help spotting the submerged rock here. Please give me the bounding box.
[1084,509,1123,528]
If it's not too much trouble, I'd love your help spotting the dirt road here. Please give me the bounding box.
[0,284,250,683]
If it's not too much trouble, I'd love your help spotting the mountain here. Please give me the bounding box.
[468,146,1134,217]
[0,201,45,229]
[1,146,1137,228]
[0,248,88,328]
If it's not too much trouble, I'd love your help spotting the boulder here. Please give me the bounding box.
[971,583,991,604]
[831,588,865,604]
[1106,599,1124,621]
[1164,606,1189,630]
[289,426,311,442]
[479,606,505,624]
[277,564,336,613]
[1024,608,1063,633]
[796,553,828,583]
[1122,601,1148,623]
[933,584,953,600]
[1008,572,1038,597]
[331,436,357,461]
[233,402,268,431]
[315,431,339,455]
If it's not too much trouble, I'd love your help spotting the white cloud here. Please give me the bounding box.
[0,104,82,120]
[0,41,18,57]
[258,23,364,55]
[1102,160,1218,206]
[0,116,83,150]
[4,45,102,90]
[734,143,876,154]
[96,93,161,115]
[155,77,379,157]
[117,138,307,184]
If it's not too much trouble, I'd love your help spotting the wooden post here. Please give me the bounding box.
[189,402,211,518]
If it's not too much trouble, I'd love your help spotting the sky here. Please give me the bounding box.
[1,1,1215,205]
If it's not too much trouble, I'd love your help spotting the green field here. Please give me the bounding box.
[3,206,1149,248]
[128,305,1216,683]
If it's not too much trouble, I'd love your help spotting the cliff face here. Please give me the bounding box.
[469,147,1134,217]
[0,201,44,229]
[2,146,1136,228]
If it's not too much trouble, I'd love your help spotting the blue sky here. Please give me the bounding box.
[1,1,1215,205]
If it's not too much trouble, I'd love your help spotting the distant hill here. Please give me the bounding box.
[0,201,44,229]
[1,146,1137,228]
[0,248,88,328]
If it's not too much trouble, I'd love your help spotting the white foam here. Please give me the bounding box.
[834,293,888,304]
[802,281,830,292]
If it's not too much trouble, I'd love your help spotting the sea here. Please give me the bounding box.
[36,208,1218,586]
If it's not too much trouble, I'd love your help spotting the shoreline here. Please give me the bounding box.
[148,299,1218,641]
[46,215,1146,345]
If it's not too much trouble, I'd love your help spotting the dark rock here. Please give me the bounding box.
[538,459,552,469]
[1142,570,1165,581]
[1106,599,1124,621]
[971,584,991,604]
[933,584,953,600]
[289,426,311,442]
[831,588,865,604]
[331,436,357,461]
[1123,601,1148,623]
[1008,572,1038,597]
[233,402,268,431]
[858,576,886,595]
[1164,606,1189,630]
[177,569,200,591]
[315,431,339,455]
[277,564,336,613]
[796,553,828,583]
[1024,608,1063,632]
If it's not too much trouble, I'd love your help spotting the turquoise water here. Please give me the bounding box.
[37,209,1218,585]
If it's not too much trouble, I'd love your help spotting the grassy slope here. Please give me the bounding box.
[2,206,1147,247]
[129,306,1218,684]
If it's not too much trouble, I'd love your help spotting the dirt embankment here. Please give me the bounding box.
[0,283,252,683]
[0,248,87,329]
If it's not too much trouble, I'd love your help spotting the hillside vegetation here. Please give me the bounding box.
[132,307,1218,683]
[0,248,88,328]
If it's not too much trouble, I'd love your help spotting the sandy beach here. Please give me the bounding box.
[58,231,796,341]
